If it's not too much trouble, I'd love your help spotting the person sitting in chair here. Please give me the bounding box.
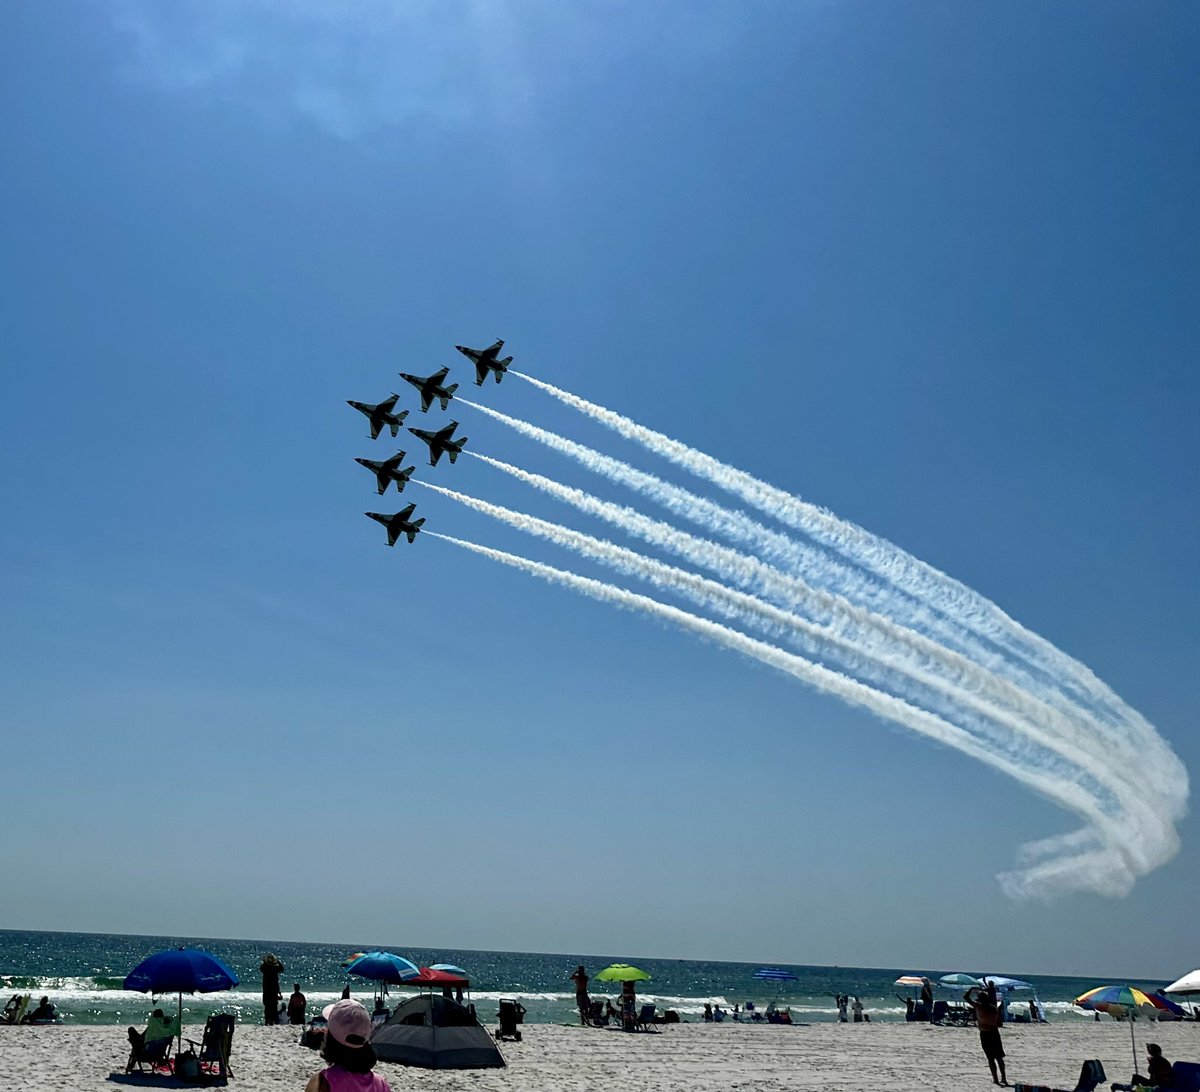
[144,1007,179,1045]
[1112,1043,1173,1091]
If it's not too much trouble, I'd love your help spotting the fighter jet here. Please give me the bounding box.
[455,339,512,386]
[347,393,409,439]
[399,366,459,412]
[355,450,417,495]
[365,504,425,546]
[408,419,468,466]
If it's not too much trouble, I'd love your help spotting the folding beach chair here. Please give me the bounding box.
[186,1012,235,1079]
[1172,1061,1200,1092]
[1013,1058,1105,1092]
[125,1027,174,1075]
[635,1004,659,1032]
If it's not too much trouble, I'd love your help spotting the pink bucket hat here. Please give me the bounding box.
[321,999,373,1047]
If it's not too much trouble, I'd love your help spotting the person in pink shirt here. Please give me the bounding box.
[304,999,391,1092]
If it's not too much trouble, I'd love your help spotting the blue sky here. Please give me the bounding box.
[1,1,1196,979]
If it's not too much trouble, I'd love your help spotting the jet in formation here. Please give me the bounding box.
[347,393,409,440]
[409,420,468,466]
[455,339,512,386]
[365,504,425,546]
[399,366,459,413]
[355,450,416,495]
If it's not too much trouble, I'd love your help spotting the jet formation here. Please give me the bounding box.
[349,339,514,544]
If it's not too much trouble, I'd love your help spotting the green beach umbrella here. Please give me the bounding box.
[594,963,651,983]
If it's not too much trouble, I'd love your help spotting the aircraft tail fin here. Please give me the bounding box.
[447,438,467,463]
[387,423,399,437]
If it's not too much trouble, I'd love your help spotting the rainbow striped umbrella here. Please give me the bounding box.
[1075,985,1153,1072]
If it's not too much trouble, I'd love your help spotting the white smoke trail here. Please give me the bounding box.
[508,372,1158,739]
[427,531,1165,897]
[418,476,1180,883]
[464,448,1151,788]
[506,372,1188,803]
[419,479,1124,787]
[460,398,1134,757]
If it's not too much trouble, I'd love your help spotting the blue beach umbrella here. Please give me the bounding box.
[124,947,240,1051]
[939,973,983,989]
[754,968,799,982]
[343,951,422,986]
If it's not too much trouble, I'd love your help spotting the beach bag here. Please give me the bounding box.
[176,1049,200,1082]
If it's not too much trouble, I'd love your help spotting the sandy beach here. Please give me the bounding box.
[2,1018,1197,1092]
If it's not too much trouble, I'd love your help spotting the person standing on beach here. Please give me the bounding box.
[965,985,1007,1086]
[288,983,308,1026]
[261,953,285,1026]
[570,965,590,1026]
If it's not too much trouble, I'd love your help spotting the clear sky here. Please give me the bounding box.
[2,2,1196,980]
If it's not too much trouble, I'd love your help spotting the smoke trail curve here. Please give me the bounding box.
[427,531,1166,898]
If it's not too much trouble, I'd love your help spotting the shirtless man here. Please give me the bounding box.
[570,966,590,1026]
[965,984,1007,1086]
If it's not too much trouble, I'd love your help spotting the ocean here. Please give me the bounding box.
[0,929,1178,1028]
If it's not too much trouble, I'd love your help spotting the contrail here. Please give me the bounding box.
[418,479,1142,795]
[507,372,1157,739]
[464,448,1150,786]
[460,397,1128,752]
[426,531,1166,898]
[506,373,1186,798]
[417,477,1180,882]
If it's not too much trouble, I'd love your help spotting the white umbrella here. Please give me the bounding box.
[1163,969,1200,996]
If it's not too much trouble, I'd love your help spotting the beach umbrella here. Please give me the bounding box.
[1074,985,1154,1073]
[1164,969,1200,996]
[340,952,367,968]
[429,963,469,978]
[594,963,651,983]
[894,975,928,988]
[754,968,799,982]
[124,947,240,1052]
[343,951,421,986]
[1148,990,1186,1017]
[982,976,1034,991]
[939,973,982,989]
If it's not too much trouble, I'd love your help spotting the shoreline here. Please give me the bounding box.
[3,1017,1198,1092]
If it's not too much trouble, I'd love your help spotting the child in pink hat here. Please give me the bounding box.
[304,1000,391,1092]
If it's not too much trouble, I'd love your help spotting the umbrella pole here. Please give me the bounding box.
[1130,1013,1137,1079]
[178,992,183,1057]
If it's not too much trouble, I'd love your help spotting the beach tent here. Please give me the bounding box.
[371,994,505,1069]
